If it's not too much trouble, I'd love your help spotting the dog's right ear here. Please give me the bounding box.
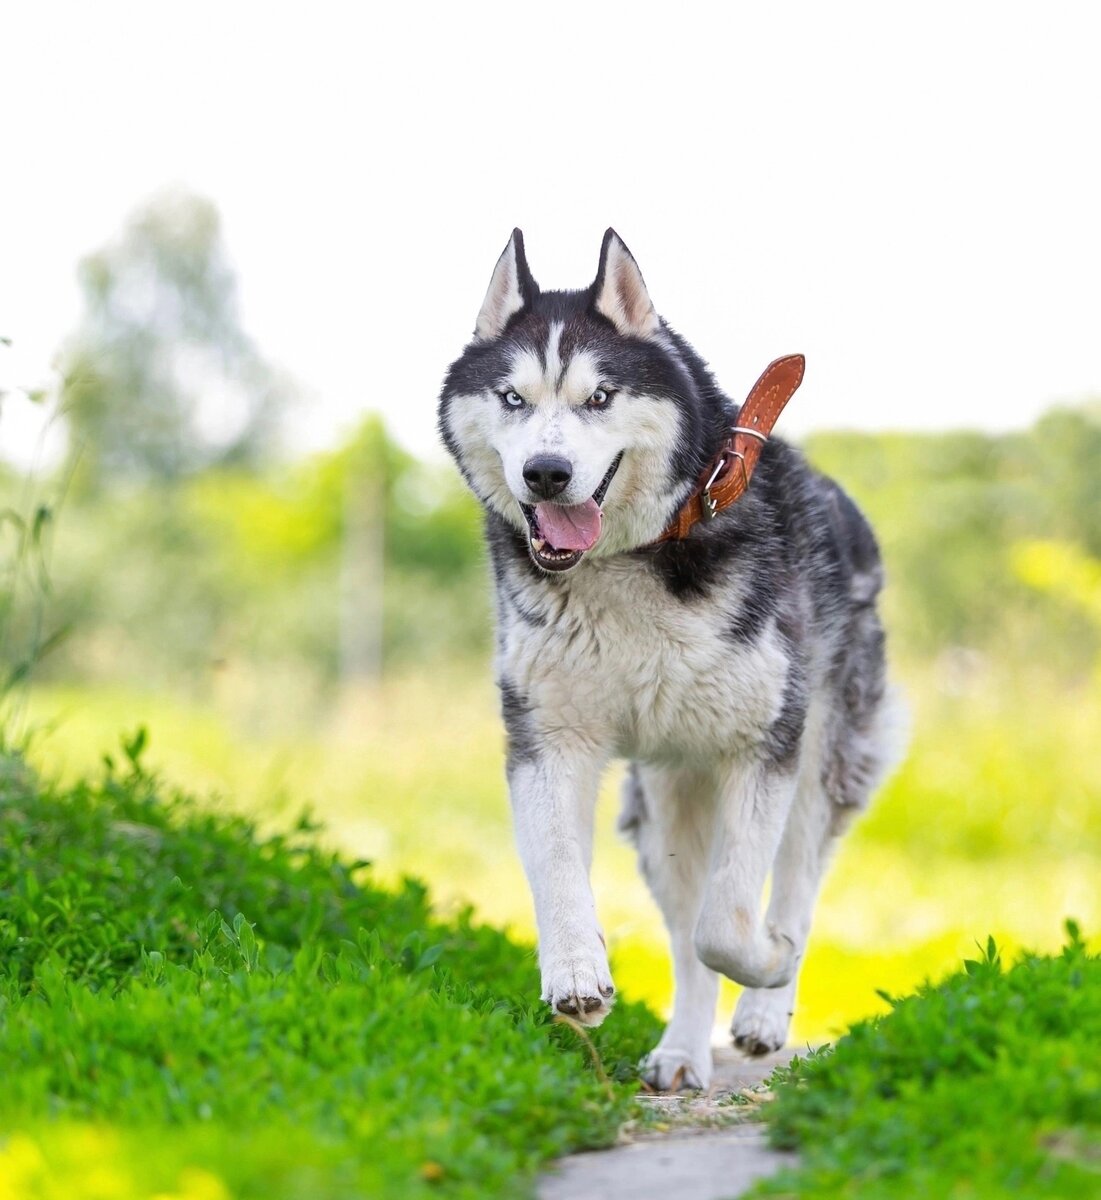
[474,229,538,341]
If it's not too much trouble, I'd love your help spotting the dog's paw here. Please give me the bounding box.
[695,919,798,990]
[641,1045,712,1092]
[731,985,793,1057]
[542,952,615,1027]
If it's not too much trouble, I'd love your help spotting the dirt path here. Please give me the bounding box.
[537,1047,799,1200]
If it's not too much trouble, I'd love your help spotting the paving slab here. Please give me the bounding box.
[711,1044,801,1091]
[538,1125,795,1200]
[538,1046,803,1200]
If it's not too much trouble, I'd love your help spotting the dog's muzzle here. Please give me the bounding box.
[519,453,623,572]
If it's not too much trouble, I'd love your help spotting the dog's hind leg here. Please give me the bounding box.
[622,763,720,1091]
[730,772,833,1055]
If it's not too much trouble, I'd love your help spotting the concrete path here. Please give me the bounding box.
[538,1047,799,1200]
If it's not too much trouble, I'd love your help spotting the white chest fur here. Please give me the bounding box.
[495,556,791,765]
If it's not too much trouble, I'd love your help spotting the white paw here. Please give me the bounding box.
[641,1045,712,1092]
[541,948,615,1027]
[731,985,794,1057]
[695,921,798,989]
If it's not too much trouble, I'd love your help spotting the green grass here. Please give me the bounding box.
[0,740,661,1200]
[757,927,1101,1199]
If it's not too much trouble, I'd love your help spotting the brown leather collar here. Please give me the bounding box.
[657,353,805,542]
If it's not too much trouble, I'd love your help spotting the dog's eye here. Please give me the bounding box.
[587,388,611,407]
[500,390,525,409]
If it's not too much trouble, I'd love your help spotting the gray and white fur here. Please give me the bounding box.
[438,229,905,1090]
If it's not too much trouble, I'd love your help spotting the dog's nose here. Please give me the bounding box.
[523,454,573,499]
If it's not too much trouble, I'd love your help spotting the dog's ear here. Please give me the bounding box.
[475,229,538,341]
[592,228,659,338]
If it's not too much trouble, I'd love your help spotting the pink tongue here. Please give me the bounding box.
[534,499,603,551]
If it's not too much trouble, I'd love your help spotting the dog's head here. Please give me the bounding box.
[439,229,711,572]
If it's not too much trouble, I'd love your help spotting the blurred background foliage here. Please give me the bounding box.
[61,188,290,492]
[2,189,1099,1038]
[8,371,1100,702]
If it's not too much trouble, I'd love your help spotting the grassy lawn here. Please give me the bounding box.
[757,929,1101,1198]
[0,744,661,1199]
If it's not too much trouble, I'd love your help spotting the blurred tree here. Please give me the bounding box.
[1025,406,1101,556]
[59,188,291,493]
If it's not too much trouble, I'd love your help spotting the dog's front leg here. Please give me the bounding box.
[508,746,614,1026]
[693,760,801,990]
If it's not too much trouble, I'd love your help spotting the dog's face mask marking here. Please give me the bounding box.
[490,327,626,571]
[440,229,701,571]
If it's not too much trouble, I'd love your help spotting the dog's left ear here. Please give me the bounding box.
[475,228,539,341]
[592,228,659,338]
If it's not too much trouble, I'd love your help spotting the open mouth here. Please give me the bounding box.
[519,453,623,572]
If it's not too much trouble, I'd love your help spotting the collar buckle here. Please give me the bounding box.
[699,450,750,521]
[699,453,728,521]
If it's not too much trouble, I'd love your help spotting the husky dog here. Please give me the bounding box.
[438,229,903,1090]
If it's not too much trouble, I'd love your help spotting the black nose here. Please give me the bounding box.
[523,454,573,499]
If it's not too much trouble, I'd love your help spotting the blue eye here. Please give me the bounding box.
[501,390,524,409]
[588,388,611,407]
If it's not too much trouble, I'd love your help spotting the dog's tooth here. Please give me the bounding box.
[531,538,545,551]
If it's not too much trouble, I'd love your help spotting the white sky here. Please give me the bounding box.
[1,1,1099,467]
